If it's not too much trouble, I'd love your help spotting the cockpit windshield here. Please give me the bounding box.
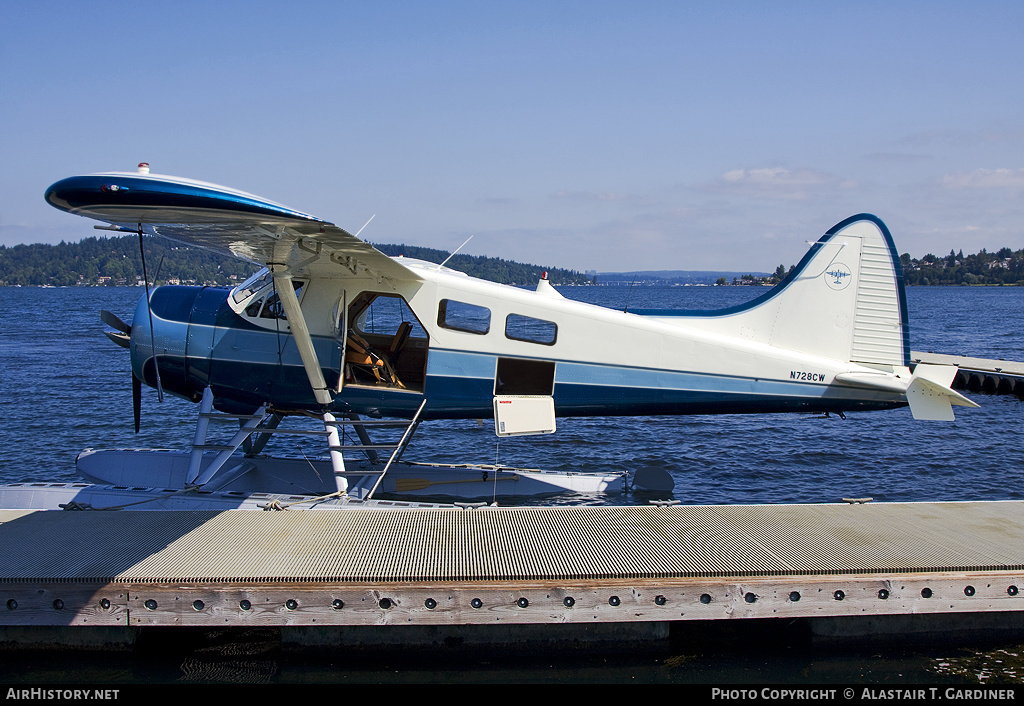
[230,268,273,309]
[228,268,304,321]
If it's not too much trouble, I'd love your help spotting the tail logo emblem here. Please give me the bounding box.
[824,263,852,290]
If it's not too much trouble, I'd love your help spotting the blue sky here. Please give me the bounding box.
[2,1,1023,272]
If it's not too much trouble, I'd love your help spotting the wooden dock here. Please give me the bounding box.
[913,350,1024,396]
[1,501,1022,631]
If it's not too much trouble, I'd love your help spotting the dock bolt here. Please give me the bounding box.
[286,599,298,610]
[964,586,975,597]
[425,599,437,610]
[471,598,482,609]
[333,599,344,610]
[921,588,932,598]
[1009,585,1019,596]
[700,594,712,604]
[99,598,111,610]
[833,590,845,601]
[5,599,16,610]
[789,592,801,602]
[878,589,889,600]
[239,600,252,611]
[744,593,757,604]
[144,599,157,610]
[192,600,204,611]
[655,595,667,606]
[379,598,392,609]
[517,597,529,608]
[563,596,575,608]
[608,596,620,606]
[52,600,64,610]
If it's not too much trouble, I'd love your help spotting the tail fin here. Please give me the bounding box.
[636,214,977,419]
[638,214,910,368]
[764,213,910,367]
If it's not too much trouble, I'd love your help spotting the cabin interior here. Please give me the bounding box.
[344,292,428,392]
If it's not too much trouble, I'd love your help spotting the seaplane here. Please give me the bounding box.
[12,163,977,510]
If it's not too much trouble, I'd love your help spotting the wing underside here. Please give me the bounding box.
[45,171,418,282]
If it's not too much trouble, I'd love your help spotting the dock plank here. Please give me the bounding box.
[1,502,1022,627]
[912,351,1024,377]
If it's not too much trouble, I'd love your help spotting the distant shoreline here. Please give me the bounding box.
[3,237,1022,287]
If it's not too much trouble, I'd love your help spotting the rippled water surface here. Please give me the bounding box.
[1,285,1021,506]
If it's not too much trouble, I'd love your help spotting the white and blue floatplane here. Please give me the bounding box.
[0,163,978,511]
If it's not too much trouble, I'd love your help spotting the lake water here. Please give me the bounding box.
[0,284,1022,685]
[2,285,1022,505]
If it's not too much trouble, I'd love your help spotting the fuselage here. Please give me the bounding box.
[128,257,906,420]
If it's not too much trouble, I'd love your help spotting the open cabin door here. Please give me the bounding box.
[342,292,429,393]
[493,357,556,436]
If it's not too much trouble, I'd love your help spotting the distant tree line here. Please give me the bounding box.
[715,247,1024,287]
[372,243,593,285]
[900,248,1024,286]
[0,236,254,287]
[716,264,793,287]
[0,236,595,287]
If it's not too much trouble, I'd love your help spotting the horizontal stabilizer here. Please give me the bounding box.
[906,364,980,421]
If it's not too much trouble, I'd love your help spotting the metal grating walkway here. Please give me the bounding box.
[0,501,1022,585]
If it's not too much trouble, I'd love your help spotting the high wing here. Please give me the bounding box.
[44,166,419,283]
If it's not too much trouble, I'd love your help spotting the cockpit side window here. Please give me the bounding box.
[245,297,265,318]
[258,292,286,320]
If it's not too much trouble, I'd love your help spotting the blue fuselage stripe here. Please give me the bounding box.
[135,293,905,419]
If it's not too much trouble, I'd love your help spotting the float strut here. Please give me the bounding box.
[324,412,348,493]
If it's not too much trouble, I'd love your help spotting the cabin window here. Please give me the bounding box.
[349,292,426,339]
[438,299,491,335]
[505,314,557,345]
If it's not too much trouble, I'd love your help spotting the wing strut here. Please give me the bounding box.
[137,224,164,403]
[272,269,334,406]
